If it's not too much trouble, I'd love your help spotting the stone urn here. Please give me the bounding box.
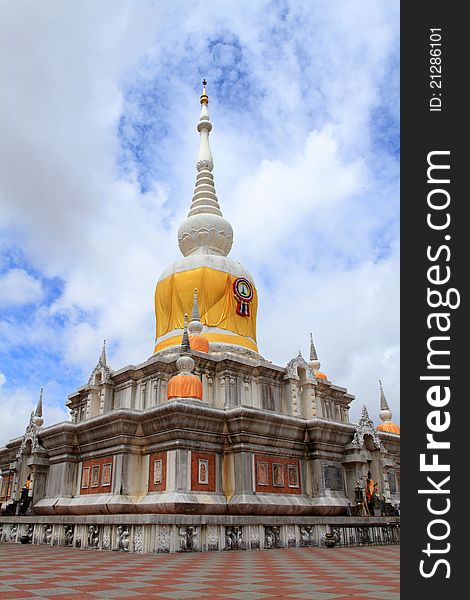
[324,532,336,548]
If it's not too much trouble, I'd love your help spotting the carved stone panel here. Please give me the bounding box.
[207,525,219,551]
[42,524,52,545]
[52,524,61,546]
[287,525,296,548]
[115,525,130,551]
[249,525,260,550]
[25,524,34,544]
[87,525,99,549]
[32,524,41,545]
[9,524,18,542]
[178,526,198,552]
[224,526,245,550]
[64,525,74,546]
[74,525,84,548]
[300,525,315,547]
[102,525,111,550]
[133,525,144,554]
[264,526,282,549]
[157,525,170,553]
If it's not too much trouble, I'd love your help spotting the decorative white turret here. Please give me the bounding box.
[376,380,400,435]
[308,333,328,380]
[33,387,44,427]
[176,314,194,373]
[378,380,392,423]
[167,315,203,401]
[188,288,203,335]
[187,288,209,353]
[16,388,45,457]
[177,80,233,257]
[88,340,113,385]
[308,333,320,372]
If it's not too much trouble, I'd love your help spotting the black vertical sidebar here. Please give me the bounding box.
[401,3,466,596]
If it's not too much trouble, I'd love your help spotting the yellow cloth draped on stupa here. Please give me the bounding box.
[154,266,258,353]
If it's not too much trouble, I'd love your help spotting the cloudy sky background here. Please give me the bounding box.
[0,0,399,446]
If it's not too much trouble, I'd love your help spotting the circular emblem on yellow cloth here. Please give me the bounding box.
[234,278,253,316]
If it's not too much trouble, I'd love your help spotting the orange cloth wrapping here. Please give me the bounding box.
[377,422,400,434]
[189,335,209,353]
[167,375,203,400]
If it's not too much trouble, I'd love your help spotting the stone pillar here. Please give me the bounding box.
[30,466,48,513]
[140,382,147,410]
[221,452,235,502]
[206,374,214,405]
[342,445,370,503]
[121,453,145,496]
[88,386,100,416]
[232,452,253,494]
[45,461,76,498]
[218,375,227,409]
[174,449,189,492]
[284,377,301,417]
[242,376,252,407]
[301,382,316,418]
[251,376,260,410]
[160,379,168,403]
[102,383,114,413]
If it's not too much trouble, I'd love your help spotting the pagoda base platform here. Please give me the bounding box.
[0,514,400,554]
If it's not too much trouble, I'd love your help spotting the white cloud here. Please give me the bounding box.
[0,269,43,307]
[0,380,69,446]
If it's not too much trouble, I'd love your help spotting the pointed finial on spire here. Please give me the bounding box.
[87,340,113,385]
[378,380,392,422]
[35,387,43,417]
[175,314,196,375]
[361,404,372,422]
[99,340,107,366]
[188,288,204,336]
[309,333,317,361]
[308,333,321,371]
[33,387,44,427]
[180,314,191,354]
[192,288,200,321]
[200,79,208,105]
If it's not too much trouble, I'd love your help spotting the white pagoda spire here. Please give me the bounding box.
[35,387,43,418]
[176,314,194,374]
[379,380,392,423]
[190,80,220,217]
[33,387,44,427]
[99,340,107,367]
[188,288,203,335]
[178,80,233,257]
[308,332,321,372]
[88,340,113,384]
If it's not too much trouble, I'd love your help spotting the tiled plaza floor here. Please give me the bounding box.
[0,542,399,599]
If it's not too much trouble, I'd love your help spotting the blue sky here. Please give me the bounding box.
[0,0,399,445]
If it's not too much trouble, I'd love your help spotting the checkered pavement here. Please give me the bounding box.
[0,542,399,599]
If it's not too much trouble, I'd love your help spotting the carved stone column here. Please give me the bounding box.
[284,378,301,417]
